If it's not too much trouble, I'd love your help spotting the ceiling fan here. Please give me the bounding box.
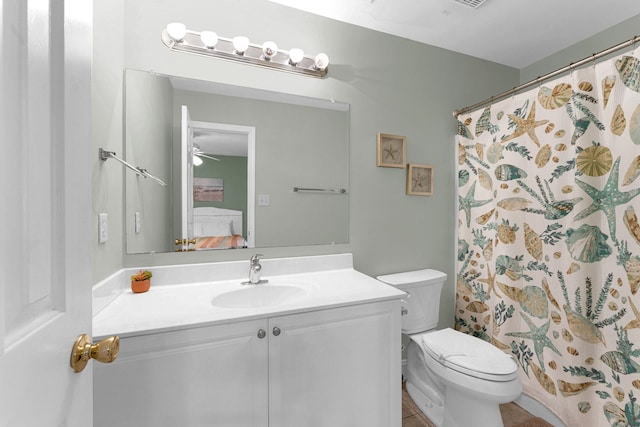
[193,143,220,166]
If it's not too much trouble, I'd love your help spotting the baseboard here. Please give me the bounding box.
[514,393,567,427]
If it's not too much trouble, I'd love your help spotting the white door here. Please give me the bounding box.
[181,105,195,250]
[0,1,94,425]
[190,120,256,247]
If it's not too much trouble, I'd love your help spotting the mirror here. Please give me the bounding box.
[124,69,350,254]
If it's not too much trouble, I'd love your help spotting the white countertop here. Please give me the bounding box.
[93,265,405,339]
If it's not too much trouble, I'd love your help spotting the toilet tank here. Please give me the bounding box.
[377,269,447,334]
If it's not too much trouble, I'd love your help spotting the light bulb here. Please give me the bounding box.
[193,155,203,166]
[262,41,278,60]
[166,23,187,42]
[314,53,329,71]
[200,31,218,48]
[232,36,250,55]
[289,48,304,65]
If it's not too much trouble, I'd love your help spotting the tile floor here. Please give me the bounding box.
[401,382,553,427]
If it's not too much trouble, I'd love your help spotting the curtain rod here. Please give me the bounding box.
[453,34,640,118]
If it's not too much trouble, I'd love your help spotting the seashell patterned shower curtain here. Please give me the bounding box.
[456,50,640,426]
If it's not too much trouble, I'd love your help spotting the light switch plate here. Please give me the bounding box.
[258,194,270,207]
[135,212,141,234]
[98,213,108,243]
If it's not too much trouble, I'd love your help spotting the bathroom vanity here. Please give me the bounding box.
[92,254,404,427]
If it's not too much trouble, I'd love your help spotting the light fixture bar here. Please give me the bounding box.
[161,27,329,78]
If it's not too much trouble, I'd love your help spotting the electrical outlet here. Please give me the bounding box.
[98,213,108,243]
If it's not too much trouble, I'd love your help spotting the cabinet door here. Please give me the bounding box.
[94,320,269,427]
[268,301,401,427]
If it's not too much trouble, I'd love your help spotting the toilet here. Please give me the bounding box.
[377,269,522,427]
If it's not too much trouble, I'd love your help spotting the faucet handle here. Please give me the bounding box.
[250,254,264,264]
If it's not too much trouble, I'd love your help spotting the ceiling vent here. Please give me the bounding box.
[453,0,487,8]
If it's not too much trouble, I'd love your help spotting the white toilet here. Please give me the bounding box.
[377,269,522,427]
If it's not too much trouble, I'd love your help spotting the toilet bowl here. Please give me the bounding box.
[377,269,522,427]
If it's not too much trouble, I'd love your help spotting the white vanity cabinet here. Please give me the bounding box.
[268,301,400,427]
[94,300,400,427]
[94,318,270,427]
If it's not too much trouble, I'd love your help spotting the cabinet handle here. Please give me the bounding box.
[257,329,266,339]
[272,327,281,336]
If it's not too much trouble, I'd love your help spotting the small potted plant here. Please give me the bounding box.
[130,269,152,293]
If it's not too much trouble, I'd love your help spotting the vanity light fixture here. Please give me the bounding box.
[161,23,329,78]
[288,48,304,65]
[200,31,218,48]
[166,22,187,42]
[232,36,250,55]
[262,41,278,60]
[314,53,329,71]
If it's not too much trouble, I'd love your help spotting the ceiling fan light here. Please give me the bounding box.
[193,155,203,166]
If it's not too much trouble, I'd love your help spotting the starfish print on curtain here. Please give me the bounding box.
[455,49,640,427]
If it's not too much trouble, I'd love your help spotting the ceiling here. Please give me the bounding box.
[269,0,640,69]
[193,128,248,157]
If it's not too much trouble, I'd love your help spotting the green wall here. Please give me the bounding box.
[124,70,174,254]
[521,15,640,83]
[173,88,349,247]
[92,0,520,330]
[93,0,640,329]
[93,0,124,280]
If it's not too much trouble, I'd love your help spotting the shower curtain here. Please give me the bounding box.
[456,49,640,426]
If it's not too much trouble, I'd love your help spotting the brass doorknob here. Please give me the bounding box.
[69,334,120,373]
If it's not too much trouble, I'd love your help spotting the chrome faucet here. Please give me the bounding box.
[246,254,268,285]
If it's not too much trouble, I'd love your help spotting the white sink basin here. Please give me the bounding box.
[211,283,308,309]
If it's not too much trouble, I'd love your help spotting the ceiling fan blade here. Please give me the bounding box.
[196,153,221,161]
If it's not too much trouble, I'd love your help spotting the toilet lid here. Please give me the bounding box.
[419,328,518,381]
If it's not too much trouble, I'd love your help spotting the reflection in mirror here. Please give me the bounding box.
[124,69,350,254]
[181,112,255,251]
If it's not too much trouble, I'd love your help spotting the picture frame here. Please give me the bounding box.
[377,133,406,168]
[406,164,433,195]
[194,177,224,202]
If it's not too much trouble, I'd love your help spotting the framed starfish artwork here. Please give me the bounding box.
[406,163,433,196]
[376,133,406,168]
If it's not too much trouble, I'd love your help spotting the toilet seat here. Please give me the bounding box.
[413,328,518,382]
